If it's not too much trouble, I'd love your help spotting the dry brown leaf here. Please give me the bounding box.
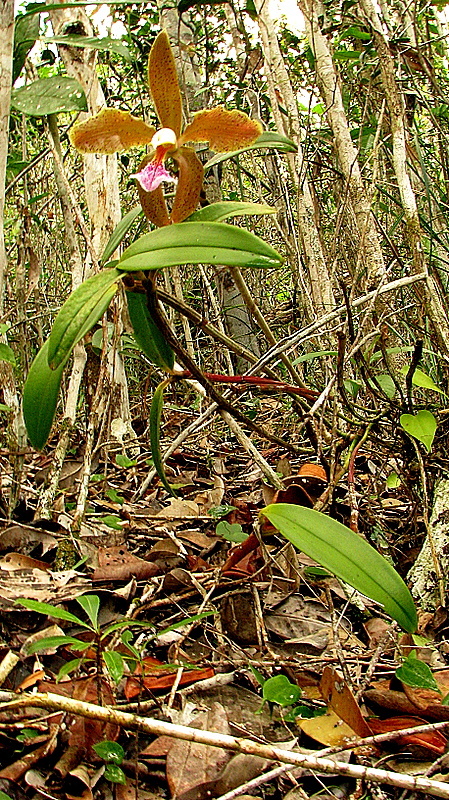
[320,666,372,738]
[166,702,231,800]
[92,545,161,581]
[299,708,360,747]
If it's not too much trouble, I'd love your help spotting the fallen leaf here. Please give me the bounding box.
[92,545,161,581]
[320,666,372,738]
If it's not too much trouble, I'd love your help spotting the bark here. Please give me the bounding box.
[299,0,387,290]
[46,0,134,441]
[253,0,335,315]
[407,477,449,611]
[359,0,449,357]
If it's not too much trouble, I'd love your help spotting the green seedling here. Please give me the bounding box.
[93,741,126,785]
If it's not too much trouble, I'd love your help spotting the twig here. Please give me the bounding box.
[1,691,449,796]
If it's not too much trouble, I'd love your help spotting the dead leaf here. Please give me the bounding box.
[92,545,161,581]
[320,666,372,738]
[124,656,215,700]
[166,702,231,800]
[0,553,50,572]
[0,525,58,555]
[299,708,360,747]
[368,715,447,755]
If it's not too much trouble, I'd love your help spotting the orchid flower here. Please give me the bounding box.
[70,30,262,226]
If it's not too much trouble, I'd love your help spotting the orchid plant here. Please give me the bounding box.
[70,30,262,226]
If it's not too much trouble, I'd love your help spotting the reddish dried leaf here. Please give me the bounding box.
[368,716,447,754]
[125,656,214,700]
[221,532,259,573]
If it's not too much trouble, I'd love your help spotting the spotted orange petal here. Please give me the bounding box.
[135,155,171,227]
[148,30,182,138]
[179,108,262,152]
[70,108,155,154]
[170,147,204,224]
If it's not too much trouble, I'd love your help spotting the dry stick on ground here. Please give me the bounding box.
[1,691,449,797]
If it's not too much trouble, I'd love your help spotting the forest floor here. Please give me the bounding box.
[0,414,448,800]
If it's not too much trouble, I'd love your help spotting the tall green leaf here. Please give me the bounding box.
[23,339,66,450]
[101,205,142,265]
[119,221,282,271]
[126,291,174,371]
[11,76,87,116]
[150,380,177,498]
[186,201,277,223]
[205,131,297,169]
[48,268,122,369]
[262,503,417,632]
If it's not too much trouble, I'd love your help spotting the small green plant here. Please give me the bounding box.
[400,410,437,453]
[216,520,248,543]
[93,741,126,785]
[17,595,214,684]
[252,671,324,721]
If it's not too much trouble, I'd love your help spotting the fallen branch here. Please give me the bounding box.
[1,691,449,797]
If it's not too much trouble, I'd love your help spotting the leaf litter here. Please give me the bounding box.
[1,433,449,800]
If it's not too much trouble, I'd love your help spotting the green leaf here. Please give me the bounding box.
[57,658,83,680]
[115,453,137,468]
[11,76,87,116]
[48,268,122,369]
[396,652,441,692]
[99,514,124,530]
[101,205,142,265]
[261,503,417,633]
[23,339,66,450]
[126,291,174,371]
[93,740,125,763]
[386,471,401,489]
[216,520,248,543]
[186,201,278,223]
[103,650,125,684]
[13,11,40,84]
[150,379,177,498]
[106,488,125,505]
[376,373,396,399]
[76,594,100,630]
[208,505,235,518]
[104,765,127,784]
[400,410,437,453]
[400,365,445,394]
[26,636,89,654]
[16,597,86,625]
[0,791,14,800]
[205,131,297,169]
[263,675,302,707]
[0,343,16,365]
[43,34,132,61]
[118,222,283,272]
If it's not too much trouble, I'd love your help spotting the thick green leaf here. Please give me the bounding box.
[400,365,445,394]
[101,205,142,265]
[119,221,282,271]
[22,339,66,450]
[150,379,177,498]
[103,651,125,684]
[76,594,100,630]
[186,201,278,223]
[0,343,16,365]
[396,653,441,692]
[43,34,132,62]
[13,12,40,84]
[104,765,126,784]
[93,740,125,764]
[400,410,437,453]
[11,76,87,116]
[205,131,297,168]
[262,503,417,632]
[126,291,174,371]
[263,675,302,707]
[48,268,122,369]
[16,597,85,624]
[376,373,396,399]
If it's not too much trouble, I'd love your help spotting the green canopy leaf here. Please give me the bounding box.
[43,34,132,62]
[262,503,417,632]
[11,75,87,116]
[13,11,40,84]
